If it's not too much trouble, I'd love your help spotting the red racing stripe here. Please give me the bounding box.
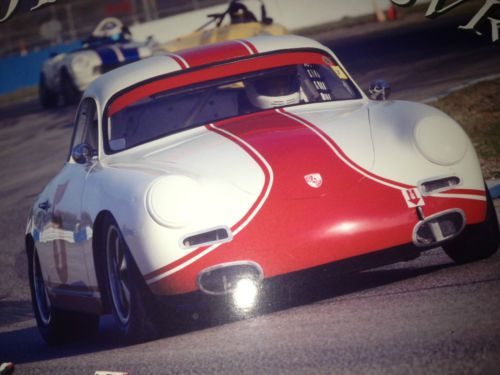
[176,40,254,68]
[278,108,414,190]
[108,51,325,116]
[144,123,273,282]
[147,109,487,294]
[165,53,189,69]
[238,39,258,54]
[148,110,424,294]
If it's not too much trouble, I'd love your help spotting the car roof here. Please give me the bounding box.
[84,35,336,108]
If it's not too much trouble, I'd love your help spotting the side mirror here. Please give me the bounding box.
[369,80,391,101]
[72,143,93,164]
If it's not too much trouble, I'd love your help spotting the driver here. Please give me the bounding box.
[244,66,301,109]
[229,1,257,24]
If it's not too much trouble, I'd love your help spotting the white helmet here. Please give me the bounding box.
[92,17,123,38]
[245,66,301,109]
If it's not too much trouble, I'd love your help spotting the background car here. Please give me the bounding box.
[39,17,155,108]
[26,35,499,344]
[157,0,288,52]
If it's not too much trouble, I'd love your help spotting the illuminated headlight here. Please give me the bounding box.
[414,115,468,166]
[232,278,260,311]
[146,175,201,228]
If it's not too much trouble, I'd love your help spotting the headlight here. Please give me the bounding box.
[414,115,468,166]
[146,175,201,228]
[232,278,260,311]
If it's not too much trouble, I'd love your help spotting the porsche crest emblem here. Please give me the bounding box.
[304,173,323,188]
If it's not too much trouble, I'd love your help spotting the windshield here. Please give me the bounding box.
[105,52,361,153]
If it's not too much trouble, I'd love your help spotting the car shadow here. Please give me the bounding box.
[0,257,455,365]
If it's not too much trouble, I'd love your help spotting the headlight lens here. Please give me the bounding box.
[146,175,201,228]
[414,115,468,166]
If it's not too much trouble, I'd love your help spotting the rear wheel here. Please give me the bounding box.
[443,189,499,264]
[103,217,158,342]
[28,244,99,344]
[39,73,58,108]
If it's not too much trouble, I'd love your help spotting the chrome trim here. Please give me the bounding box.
[412,208,466,247]
[197,261,264,296]
[417,175,462,196]
[180,225,233,250]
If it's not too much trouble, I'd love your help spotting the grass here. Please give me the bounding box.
[430,78,500,179]
[0,86,38,108]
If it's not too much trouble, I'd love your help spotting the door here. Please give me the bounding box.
[35,98,99,294]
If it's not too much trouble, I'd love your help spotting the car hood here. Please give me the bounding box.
[106,102,373,199]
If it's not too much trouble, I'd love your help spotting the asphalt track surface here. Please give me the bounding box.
[1,13,500,374]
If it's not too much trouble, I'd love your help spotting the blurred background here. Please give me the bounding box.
[0,0,415,95]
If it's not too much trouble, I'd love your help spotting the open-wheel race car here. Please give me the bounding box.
[157,0,287,52]
[26,35,499,343]
[39,17,155,108]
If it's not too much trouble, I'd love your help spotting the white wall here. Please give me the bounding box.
[130,0,424,43]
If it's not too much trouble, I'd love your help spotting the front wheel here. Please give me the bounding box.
[103,217,158,342]
[39,73,58,108]
[443,189,499,264]
[60,69,81,105]
[28,244,99,344]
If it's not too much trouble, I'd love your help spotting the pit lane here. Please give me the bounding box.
[1,14,499,374]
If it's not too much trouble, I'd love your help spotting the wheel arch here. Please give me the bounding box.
[92,210,113,313]
[92,210,152,313]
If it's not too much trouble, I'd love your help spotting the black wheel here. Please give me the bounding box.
[102,216,158,342]
[39,73,58,108]
[28,244,99,345]
[443,189,499,264]
[60,69,81,105]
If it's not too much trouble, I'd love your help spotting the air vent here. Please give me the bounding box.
[420,176,460,194]
[182,227,231,248]
[413,209,465,247]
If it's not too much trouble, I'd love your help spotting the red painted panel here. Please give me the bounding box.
[178,40,253,67]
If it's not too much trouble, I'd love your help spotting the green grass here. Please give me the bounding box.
[0,86,38,108]
[430,78,500,179]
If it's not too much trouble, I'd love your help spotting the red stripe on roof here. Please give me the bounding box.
[176,40,253,68]
[239,39,258,54]
[107,51,325,116]
[166,53,189,69]
[143,123,272,281]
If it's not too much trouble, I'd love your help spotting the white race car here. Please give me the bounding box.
[26,35,499,344]
[39,18,155,107]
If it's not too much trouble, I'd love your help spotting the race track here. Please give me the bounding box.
[0,13,499,374]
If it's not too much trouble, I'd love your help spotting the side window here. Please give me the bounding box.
[68,98,99,161]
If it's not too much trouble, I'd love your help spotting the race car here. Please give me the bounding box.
[26,35,499,344]
[157,0,288,52]
[39,17,155,108]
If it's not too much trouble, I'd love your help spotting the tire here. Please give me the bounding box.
[39,73,58,108]
[28,244,99,345]
[102,216,158,342]
[443,189,499,264]
[60,69,81,106]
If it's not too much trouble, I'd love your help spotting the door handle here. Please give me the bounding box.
[38,201,51,211]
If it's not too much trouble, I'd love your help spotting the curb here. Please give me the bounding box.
[422,73,500,103]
